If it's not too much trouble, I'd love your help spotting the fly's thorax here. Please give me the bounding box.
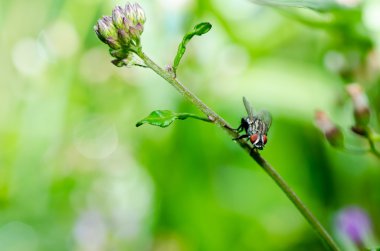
[245,117,267,135]
[254,119,267,134]
[244,117,255,135]
[240,117,250,132]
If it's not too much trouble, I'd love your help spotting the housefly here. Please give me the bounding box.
[235,97,272,150]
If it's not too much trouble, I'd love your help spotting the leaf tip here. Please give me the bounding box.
[194,22,212,35]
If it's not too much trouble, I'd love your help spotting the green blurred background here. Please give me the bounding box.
[1,0,380,250]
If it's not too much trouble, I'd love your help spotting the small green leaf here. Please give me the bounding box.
[193,22,212,36]
[136,110,211,128]
[172,22,212,76]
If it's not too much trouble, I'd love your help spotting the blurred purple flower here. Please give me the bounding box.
[335,206,372,245]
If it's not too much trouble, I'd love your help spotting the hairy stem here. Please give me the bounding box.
[136,50,340,251]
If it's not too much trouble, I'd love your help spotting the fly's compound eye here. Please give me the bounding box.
[250,134,259,144]
[263,135,268,144]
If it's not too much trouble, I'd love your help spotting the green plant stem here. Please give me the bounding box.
[372,133,380,141]
[343,146,370,155]
[178,114,213,123]
[368,138,380,158]
[136,50,341,251]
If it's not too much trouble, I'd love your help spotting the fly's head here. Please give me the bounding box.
[249,134,267,150]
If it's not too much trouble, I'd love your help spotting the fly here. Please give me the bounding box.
[235,97,272,150]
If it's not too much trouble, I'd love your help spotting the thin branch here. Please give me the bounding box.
[136,50,341,251]
[368,138,380,158]
[366,128,380,158]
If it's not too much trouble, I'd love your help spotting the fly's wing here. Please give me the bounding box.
[243,97,254,121]
[257,110,272,134]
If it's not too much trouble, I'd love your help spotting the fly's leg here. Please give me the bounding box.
[235,124,243,133]
[249,146,258,155]
[234,118,248,133]
[233,134,249,141]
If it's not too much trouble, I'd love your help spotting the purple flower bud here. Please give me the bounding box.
[94,25,107,43]
[115,3,146,45]
[129,23,144,40]
[94,16,120,49]
[105,37,120,50]
[94,3,146,60]
[112,6,125,29]
[347,83,370,127]
[134,3,146,24]
[335,206,372,246]
[124,3,146,26]
[315,110,344,148]
[123,16,132,30]
[125,3,137,24]
[135,23,144,34]
[117,28,131,46]
[98,16,116,37]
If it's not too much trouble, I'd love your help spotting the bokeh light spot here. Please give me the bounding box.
[12,38,48,77]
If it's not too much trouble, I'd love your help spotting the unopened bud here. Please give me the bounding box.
[94,16,120,49]
[97,16,117,39]
[315,110,344,148]
[105,37,121,50]
[94,3,146,62]
[347,83,370,127]
[125,3,136,24]
[129,23,143,40]
[351,126,368,137]
[111,53,134,67]
[124,3,145,25]
[117,28,131,46]
[109,48,127,59]
[112,6,125,29]
[134,3,146,24]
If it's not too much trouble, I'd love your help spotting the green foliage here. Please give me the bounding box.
[136,110,210,128]
[251,0,342,11]
[2,0,380,250]
[172,22,212,75]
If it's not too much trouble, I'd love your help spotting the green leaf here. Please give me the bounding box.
[136,110,211,128]
[172,22,212,76]
[193,22,212,35]
[251,0,343,11]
